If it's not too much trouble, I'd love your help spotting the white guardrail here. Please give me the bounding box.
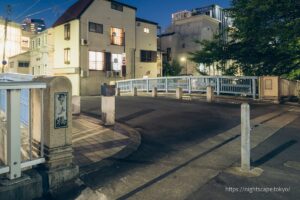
[0,75,46,180]
[116,76,258,99]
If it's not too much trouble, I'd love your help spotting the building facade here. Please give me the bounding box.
[160,4,232,76]
[22,18,46,34]
[52,0,159,96]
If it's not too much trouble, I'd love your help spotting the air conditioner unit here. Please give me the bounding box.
[106,71,113,77]
[81,38,89,46]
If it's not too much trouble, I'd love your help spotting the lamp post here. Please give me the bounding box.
[180,57,187,75]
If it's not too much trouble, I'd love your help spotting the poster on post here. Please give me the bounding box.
[54,92,68,129]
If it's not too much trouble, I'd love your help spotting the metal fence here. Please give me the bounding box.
[0,74,46,180]
[116,76,258,99]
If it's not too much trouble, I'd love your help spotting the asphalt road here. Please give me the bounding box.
[77,96,291,199]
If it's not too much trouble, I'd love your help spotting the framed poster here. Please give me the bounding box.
[54,92,68,129]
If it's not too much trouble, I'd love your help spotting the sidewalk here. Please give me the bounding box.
[72,114,141,174]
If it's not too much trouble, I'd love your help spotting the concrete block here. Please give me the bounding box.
[132,87,137,96]
[152,87,158,98]
[72,96,81,115]
[207,86,215,103]
[101,96,115,126]
[176,87,182,100]
[241,103,251,172]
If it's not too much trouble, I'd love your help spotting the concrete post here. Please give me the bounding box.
[32,76,78,190]
[101,96,115,126]
[152,87,158,98]
[132,87,137,96]
[176,87,183,100]
[72,96,80,115]
[216,77,220,95]
[241,103,251,172]
[207,86,215,103]
[116,88,121,96]
[6,89,21,180]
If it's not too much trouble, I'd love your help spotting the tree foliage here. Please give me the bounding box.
[163,60,183,76]
[190,0,300,79]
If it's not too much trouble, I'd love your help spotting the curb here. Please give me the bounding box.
[78,122,141,176]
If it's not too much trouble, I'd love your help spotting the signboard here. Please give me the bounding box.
[54,92,68,129]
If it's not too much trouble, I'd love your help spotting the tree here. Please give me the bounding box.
[163,60,183,76]
[190,0,300,79]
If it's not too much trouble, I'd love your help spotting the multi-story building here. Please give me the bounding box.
[52,0,159,96]
[0,17,31,72]
[160,4,232,76]
[22,18,46,34]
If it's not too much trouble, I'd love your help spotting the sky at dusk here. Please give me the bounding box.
[0,0,231,31]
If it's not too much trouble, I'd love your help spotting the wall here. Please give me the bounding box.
[135,20,158,78]
[280,79,299,97]
[8,52,31,74]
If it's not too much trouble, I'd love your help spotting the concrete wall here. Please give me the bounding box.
[135,20,158,78]
[280,79,299,97]
[8,52,31,74]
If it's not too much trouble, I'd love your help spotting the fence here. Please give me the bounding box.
[0,75,46,180]
[116,76,258,99]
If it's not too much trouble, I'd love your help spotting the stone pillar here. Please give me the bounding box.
[101,96,115,126]
[116,88,121,96]
[132,87,137,96]
[72,96,80,115]
[32,76,78,190]
[176,87,182,100]
[241,103,251,172]
[152,87,158,98]
[207,86,215,103]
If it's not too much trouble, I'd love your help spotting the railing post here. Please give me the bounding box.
[147,79,150,93]
[130,80,133,92]
[165,77,168,93]
[252,78,256,99]
[241,103,251,172]
[216,77,220,95]
[7,89,22,180]
[188,77,192,94]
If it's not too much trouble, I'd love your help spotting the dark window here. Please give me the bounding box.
[89,22,103,34]
[18,61,30,68]
[140,50,157,62]
[64,48,70,64]
[64,24,70,40]
[111,2,123,11]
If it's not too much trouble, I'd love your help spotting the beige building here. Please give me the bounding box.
[8,51,30,74]
[52,0,159,96]
[0,18,31,72]
[160,5,231,76]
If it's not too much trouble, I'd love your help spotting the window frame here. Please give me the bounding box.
[140,50,157,63]
[89,51,105,71]
[89,22,103,34]
[18,61,30,68]
[64,24,70,40]
[110,27,125,46]
[64,48,71,64]
[111,2,123,12]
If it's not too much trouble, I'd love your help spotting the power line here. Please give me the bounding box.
[15,0,41,20]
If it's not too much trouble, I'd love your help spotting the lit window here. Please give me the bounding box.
[89,22,103,34]
[64,48,70,64]
[64,24,70,40]
[89,51,104,70]
[111,54,122,71]
[111,27,124,45]
[144,28,150,33]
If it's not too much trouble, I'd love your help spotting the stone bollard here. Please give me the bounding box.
[132,87,138,96]
[72,96,81,115]
[32,76,79,190]
[176,87,183,100]
[152,87,158,98]
[116,88,121,96]
[101,96,115,126]
[207,86,215,103]
[241,103,251,172]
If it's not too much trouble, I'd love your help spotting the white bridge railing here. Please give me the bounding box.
[116,76,258,99]
[0,74,46,180]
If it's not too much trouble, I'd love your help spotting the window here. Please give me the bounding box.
[111,54,123,71]
[64,24,70,40]
[144,28,150,33]
[32,41,35,49]
[89,51,104,70]
[38,38,41,46]
[64,48,70,64]
[89,22,103,34]
[140,50,157,62]
[111,2,123,12]
[18,61,30,68]
[111,27,124,45]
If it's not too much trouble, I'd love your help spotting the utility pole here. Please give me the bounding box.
[2,5,12,73]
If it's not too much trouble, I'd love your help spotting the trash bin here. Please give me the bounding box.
[101,84,116,96]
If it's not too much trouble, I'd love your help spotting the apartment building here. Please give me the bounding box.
[52,0,159,96]
[159,4,232,76]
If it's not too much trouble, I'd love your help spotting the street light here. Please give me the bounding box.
[180,57,187,75]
